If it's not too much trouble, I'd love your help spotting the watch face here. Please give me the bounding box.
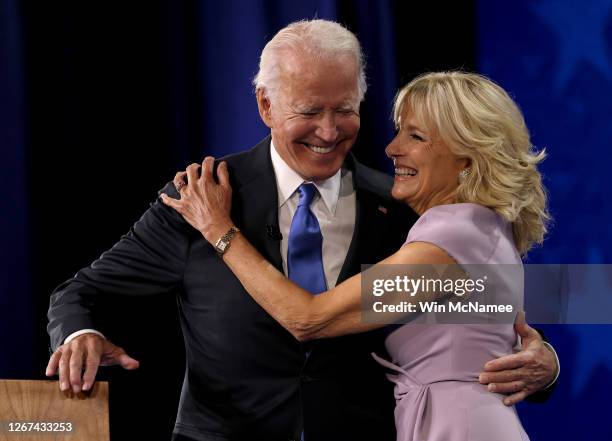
[217,241,228,252]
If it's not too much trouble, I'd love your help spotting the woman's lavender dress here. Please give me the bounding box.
[373,203,530,441]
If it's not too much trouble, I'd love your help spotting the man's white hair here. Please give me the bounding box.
[253,19,367,104]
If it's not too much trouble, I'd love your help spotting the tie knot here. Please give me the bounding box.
[297,183,317,207]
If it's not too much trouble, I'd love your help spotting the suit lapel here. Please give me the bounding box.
[231,137,283,272]
[337,189,389,284]
[337,159,391,285]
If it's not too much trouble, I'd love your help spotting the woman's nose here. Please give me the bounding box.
[385,135,400,158]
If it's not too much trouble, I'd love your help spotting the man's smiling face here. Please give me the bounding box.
[257,51,361,181]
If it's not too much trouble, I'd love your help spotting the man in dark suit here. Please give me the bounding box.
[47,19,559,441]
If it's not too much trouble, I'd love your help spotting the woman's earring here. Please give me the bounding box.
[458,168,470,182]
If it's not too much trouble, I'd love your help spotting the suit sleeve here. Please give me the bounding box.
[47,182,195,350]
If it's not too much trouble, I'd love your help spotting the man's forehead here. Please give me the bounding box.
[278,85,359,108]
[290,97,357,109]
[280,71,359,106]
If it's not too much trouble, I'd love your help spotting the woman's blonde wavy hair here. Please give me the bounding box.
[393,71,550,256]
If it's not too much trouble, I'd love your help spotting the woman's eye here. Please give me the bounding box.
[410,133,424,141]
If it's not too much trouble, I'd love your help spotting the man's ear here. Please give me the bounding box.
[256,89,273,128]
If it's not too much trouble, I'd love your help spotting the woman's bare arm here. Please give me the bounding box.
[218,234,456,340]
[160,157,457,340]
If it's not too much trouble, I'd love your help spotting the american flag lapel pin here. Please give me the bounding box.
[378,205,388,215]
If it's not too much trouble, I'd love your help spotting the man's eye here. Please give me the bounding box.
[337,109,354,115]
[301,112,317,117]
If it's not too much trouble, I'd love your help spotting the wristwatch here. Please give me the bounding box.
[214,226,240,255]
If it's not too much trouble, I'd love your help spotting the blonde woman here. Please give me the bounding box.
[163,72,550,440]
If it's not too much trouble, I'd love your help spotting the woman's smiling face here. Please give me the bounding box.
[385,107,468,215]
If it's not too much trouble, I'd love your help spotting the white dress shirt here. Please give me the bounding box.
[270,141,356,289]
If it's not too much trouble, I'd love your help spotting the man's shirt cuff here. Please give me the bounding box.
[542,341,560,389]
[64,329,106,344]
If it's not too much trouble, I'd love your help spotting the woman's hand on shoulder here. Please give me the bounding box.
[160,156,234,242]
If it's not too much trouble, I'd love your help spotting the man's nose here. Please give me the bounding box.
[315,113,339,143]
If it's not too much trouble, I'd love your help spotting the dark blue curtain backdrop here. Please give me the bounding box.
[1,0,609,440]
[478,1,612,439]
[1,0,32,378]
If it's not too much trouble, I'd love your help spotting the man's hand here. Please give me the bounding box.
[45,333,139,393]
[479,311,558,406]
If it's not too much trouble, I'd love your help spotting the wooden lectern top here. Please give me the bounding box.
[0,380,109,441]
